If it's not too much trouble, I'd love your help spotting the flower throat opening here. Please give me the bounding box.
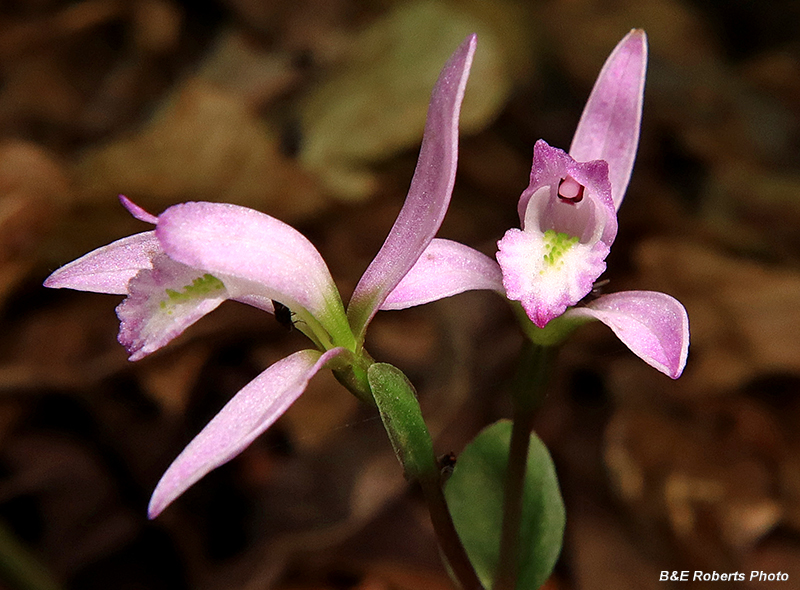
[558,176,584,203]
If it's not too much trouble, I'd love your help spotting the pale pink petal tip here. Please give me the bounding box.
[43,231,161,295]
[147,348,346,518]
[569,29,648,209]
[119,195,159,224]
[567,290,689,378]
[117,254,228,361]
[381,238,504,310]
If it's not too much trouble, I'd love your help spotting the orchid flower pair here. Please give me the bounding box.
[389,29,689,379]
[44,30,688,522]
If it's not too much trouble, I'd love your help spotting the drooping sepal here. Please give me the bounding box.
[148,347,348,518]
[566,290,689,378]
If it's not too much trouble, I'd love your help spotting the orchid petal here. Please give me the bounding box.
[156,201,350,346]
[381,238,504,310]
[148,347,347,518]
[566,290,689,378]
[119,195,158,224]
[568,29,647,209]
[116,254,229,361]
[497,227,609,328]
[43,231,161,295]
[347,34,477,340]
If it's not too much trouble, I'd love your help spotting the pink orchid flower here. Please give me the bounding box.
[44,35,477,517]
[384,30,689,379]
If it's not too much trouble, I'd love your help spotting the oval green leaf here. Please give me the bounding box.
[445,420,565,589]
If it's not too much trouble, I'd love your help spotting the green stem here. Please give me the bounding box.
[368,363,484,590]
[419,473,484,590]
[494,343,555,590]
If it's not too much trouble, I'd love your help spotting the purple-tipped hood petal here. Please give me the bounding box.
[568,29,647,209]
[566,290,689,378]
[43,231,161,295]
[381,238,504,310]
[518,140,617,246]
[156,201,348,338]
[148,347,348,518]
[347,34,477,340]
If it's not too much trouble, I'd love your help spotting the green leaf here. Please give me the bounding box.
[445,420,565,590]
[367,363,436,482]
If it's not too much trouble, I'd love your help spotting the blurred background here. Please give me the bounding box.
[2,0,800,588]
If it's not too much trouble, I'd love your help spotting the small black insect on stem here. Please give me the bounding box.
[272,300,295,330]
[438,451,457,478]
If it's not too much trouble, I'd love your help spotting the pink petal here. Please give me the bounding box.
[148,347,347,518]
[568,29,647,209]
[116,254,228,361]
[497,227,609,328]
[566,290,689,378]
[347,34,477,339]
[119,195,158,224]
[156,201,347,338]
[381,238,504,310]
[43,231,161,295]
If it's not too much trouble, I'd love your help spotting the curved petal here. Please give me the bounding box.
[148,347,348,518]
[119,194,158,224]
[566,290,689,378]
[347,34,477,340]
[116,254,228,360]
[43,231,161,295]
[568,29,647,209]
[156,201,350,346]
[381,239,504,310]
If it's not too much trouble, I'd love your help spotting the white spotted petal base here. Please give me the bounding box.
[497,227,609,328]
